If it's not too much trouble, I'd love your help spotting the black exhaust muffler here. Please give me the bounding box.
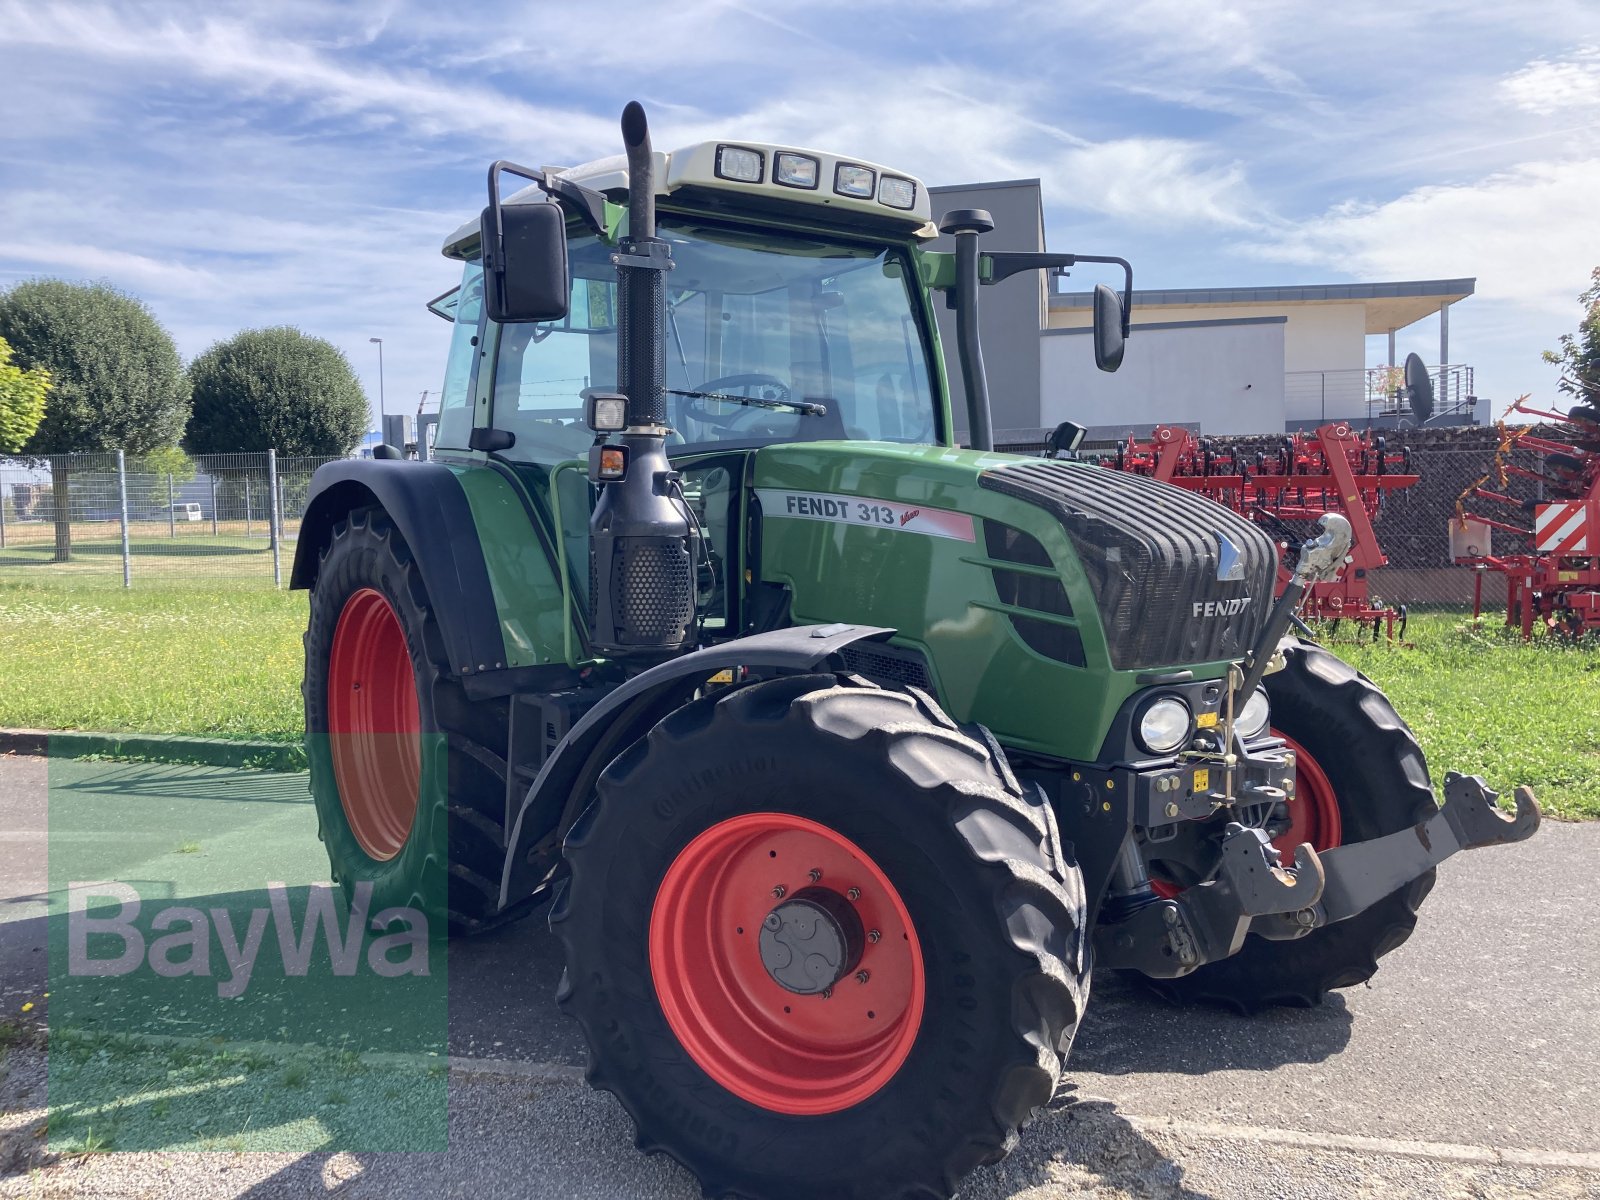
[588,101,697,658]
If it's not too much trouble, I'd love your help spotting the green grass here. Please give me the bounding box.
[1333,612,1600,820]
[0,583,306,740]
[0,585,1594,818]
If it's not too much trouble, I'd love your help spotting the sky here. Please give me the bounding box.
[2,0,1597,435]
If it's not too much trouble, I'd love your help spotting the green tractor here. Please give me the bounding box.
[293,102,1539,1199]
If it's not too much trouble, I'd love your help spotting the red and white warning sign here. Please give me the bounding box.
[1535,501,1595,555]
[756,489,976,542]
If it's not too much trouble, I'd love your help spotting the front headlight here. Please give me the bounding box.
[1136,696,1193,754]
[1236,688,1271,740]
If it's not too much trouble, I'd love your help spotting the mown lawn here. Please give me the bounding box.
[0,586,1594,817]
[1335,612,1600,819]
[0,583,305,741]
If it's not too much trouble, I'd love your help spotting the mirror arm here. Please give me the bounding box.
[981,251,1078,285]
[485,160,607,238]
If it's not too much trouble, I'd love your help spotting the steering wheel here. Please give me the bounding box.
[681,373,795,431]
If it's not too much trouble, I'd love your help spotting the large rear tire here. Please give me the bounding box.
[553,675,1089,1200]
[303,506,516,934]
[1144,639,1437,1011]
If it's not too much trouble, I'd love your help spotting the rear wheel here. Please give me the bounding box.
[1143,640,1436,1011]
[303,506,515,933]
[554,675,1089,1200]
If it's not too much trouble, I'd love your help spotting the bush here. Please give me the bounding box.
[0,280,189,454]
[186,327,369,456]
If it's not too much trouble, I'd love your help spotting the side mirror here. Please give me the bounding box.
[1047,420,1087,459]
[1092,283,1125,372]
[480,201,570,324]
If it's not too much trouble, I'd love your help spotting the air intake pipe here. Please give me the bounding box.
[588,101,698,659]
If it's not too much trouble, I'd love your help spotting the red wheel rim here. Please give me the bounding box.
[1273,730,1343,855]
[649,813,925,1116]
[327,588,421,862]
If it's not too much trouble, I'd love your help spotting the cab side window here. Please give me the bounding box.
[434,263,485,452]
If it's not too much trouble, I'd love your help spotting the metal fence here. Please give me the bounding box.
[992,434,1574,619]
[0,451,343,588]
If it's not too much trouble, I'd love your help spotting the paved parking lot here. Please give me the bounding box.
[2,755,1598,1197]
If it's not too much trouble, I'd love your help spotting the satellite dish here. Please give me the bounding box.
[1404,353,1434,423]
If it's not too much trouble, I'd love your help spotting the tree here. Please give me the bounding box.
[1544,266,1600,413]
[186,327,369,457]
[0,280,191,560]
[0,335,50,454]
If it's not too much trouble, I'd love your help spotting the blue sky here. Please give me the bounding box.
[2,1,1597,434]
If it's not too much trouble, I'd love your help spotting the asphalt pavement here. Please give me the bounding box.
[2,754,1597,1198]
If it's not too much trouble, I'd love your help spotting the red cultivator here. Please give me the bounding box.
[1107,421,1420,638]
[1453,399,1600,640]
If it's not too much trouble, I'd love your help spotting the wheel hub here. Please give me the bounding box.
[758,887,864,995]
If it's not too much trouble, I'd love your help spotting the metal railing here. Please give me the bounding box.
[0,451,344,588]
[1284,364,1476,426]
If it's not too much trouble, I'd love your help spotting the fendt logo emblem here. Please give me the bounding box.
[1214,531,1246,582]
[1193,597,1253,618]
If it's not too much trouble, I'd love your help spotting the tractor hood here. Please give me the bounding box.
[751,441,1276,677]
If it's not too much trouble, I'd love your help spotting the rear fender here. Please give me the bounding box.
[498,623,894,908]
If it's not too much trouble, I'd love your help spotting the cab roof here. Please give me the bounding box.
[443,139,935,259]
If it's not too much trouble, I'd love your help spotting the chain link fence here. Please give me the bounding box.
[0,452,343,588]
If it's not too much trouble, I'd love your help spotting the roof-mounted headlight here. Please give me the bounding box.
[834,163,875,198]
[878,175,916,210]
[774,152,819,189]
[715,145,763,183]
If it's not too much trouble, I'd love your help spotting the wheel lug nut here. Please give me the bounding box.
[856,970,870,985]
[821,986,833,1000]
[867,929,881,943]
[808,868,822,883]
[847,887,861,901]
[763,912,781,931]
[771,885,786,899]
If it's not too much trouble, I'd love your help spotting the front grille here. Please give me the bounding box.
[983,521,1085,667]
[980,461,1276,670]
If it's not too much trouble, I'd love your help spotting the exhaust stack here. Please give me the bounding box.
[587,101,698,659]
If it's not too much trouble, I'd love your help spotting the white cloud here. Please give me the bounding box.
[1249,157,1600,315]
[1501,46,1600,115]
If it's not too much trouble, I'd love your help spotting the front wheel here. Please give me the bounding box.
[553,676,1089,1200]
[1144,639,1438,1011]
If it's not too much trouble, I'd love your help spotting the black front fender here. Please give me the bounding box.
[291,459,505,684]
[497,623,895,909]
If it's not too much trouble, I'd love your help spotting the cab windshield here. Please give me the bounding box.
[489,216,939,462]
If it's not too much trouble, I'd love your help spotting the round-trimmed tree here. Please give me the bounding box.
[186,327,369,457]
[0,280,191,559]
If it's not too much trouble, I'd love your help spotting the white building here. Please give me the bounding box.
[928,179,1476,442]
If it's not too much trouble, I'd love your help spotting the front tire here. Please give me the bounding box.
[302,506,514,933]
[1146,639,1437,1011]
[553,675,1089,1200]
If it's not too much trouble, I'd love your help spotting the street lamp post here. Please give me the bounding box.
[369,337,387,436]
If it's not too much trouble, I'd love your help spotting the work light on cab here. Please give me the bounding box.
[878,175,917,210]
[774,152,819,189]
[715,144,763,183]
[834,162,874,198]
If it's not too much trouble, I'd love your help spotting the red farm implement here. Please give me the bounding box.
[1452,399,1600,640]
[1107,421,1420,638]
